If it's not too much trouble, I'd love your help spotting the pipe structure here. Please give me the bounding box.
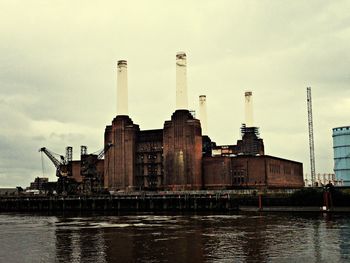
[245,91,253,127]
[176,52,188,110]
[199,95,208,135]
[117,60,128,116]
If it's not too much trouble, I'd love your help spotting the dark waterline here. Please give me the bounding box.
[0,212,349,263]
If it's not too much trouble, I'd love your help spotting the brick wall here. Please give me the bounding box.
[163,110,202,190]
[203,155,304,189]
[104,116,139,191]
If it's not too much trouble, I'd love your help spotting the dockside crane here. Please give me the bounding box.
[39,147,77,194]
[39,147,68,178]
[80,143,113,194]
[97,143,113,160]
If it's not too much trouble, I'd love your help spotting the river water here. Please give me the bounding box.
[0,212,349,262]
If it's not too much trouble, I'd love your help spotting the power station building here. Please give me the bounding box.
[102,52,304,191]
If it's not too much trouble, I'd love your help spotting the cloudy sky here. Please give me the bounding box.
[1,0,349,187]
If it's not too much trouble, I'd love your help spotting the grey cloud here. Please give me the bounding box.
[31,135,46,141]
[49,132,85,141]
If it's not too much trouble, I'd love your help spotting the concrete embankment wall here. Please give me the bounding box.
[0,194,238,212]
[1,188,350,212]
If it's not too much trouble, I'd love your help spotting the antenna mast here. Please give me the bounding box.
[307,87,316,186]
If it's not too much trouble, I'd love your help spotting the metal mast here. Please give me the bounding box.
[307,87,316,186]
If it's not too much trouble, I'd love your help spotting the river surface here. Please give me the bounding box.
[0,212,349,262]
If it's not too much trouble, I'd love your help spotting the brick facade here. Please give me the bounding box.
[203,155,304,189]
[163,110,202,190]
[104,116,139,191]
[99,110,304,191]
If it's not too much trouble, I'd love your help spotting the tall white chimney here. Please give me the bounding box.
[245,91,253,127]
[199,95,208,135]
[176,52,188,110]
[117,60,128,116]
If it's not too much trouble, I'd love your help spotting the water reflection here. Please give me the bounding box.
[55,219,107,263]
[242,215,268,262]
[52,213,350,262]
[55,215,204,262]
[0,213,349,262]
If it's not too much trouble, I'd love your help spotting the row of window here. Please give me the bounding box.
[137,154,162,161]
[233,177,245,184]
[233,170,245,176]
[270,164,296,175]
[138,146,163,151]
[269,164,281,174]
[284,167,291,175]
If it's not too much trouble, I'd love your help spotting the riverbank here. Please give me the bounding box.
[1,188,350,213]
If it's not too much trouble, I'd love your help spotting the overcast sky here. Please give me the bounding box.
[1,0,350,187]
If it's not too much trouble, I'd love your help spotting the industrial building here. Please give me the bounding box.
[333,126,350,186]
[102,52,304,191]
[28,177,49,191]
[39,52,304,193]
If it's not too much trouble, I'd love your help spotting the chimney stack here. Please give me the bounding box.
[117,60,128,116]
[199,95,208,135]
[245,91,253,127]
[176,52,188,110]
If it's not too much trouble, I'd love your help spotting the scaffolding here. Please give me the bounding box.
[240,124,260,138]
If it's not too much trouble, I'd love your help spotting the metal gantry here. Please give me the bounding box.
[307,87,316,186]
[81,145,88,156]
[65,146,73,163]
[80,143,113,194]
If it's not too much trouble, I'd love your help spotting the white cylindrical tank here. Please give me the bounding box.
[333,126,350,186]
[176,52,188,110]
[117,60,128,116]
[199,95,208,135]
[245,91,253,127]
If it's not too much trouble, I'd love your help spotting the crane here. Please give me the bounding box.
[39,147,68,178]
[80,143,113,194]
[39,147,77,195]
[97,143,113,159]
[307,87,316,187]
[81,143,113,175]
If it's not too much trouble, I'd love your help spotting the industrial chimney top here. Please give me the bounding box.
[117,60,127,67]
[176,51,186,55]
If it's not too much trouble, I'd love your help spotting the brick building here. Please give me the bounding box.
[28,177,49,190]
[203,155,303,189]
[103,109,304,191]
[75,52,304,191]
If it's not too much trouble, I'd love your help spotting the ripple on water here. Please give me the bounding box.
[1,213,350,262]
